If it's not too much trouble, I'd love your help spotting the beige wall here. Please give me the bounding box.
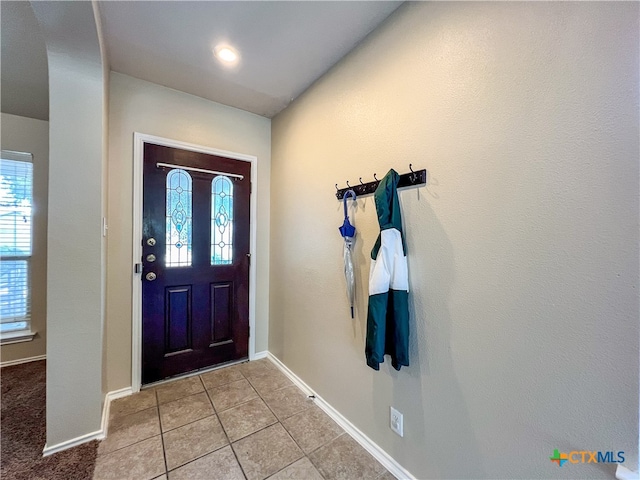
[106,72,271,392]
[0,113,48,363]
[271,2,639,478]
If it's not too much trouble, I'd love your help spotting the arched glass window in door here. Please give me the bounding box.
[166,169,192,267]
[211,176,233,265]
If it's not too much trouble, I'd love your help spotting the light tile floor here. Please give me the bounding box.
[94,359,395,480]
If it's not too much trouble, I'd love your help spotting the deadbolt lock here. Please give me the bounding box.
[146,254,156,262]
[146,237,156,246]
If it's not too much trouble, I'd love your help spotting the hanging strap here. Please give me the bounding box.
[343,189,356,219]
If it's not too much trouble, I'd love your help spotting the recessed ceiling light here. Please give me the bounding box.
[214,45,239,64]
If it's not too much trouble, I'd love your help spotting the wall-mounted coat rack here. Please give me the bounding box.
[335,164,427,200]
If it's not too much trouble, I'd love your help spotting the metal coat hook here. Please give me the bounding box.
[335,166,426,199]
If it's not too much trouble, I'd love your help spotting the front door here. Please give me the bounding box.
[141,143,251,385]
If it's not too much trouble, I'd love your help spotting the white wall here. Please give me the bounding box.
[106,72,271,392]
[271,2,639,478]
[0,113,49,364]
[32,1,106,448]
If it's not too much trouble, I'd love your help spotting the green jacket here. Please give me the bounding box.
[365,169,410,371]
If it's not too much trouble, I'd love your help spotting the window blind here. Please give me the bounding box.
[0,260,30,323]
[0,151,33,326]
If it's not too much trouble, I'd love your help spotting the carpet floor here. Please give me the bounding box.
[1,360,98,480]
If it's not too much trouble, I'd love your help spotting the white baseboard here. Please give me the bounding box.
[101,387,134,437]
[617,465,639,480]
[1,354,46,367]
[42,429,103,457]
[252,350,268,360]
[43,385,135,457]
[266,352,416,480]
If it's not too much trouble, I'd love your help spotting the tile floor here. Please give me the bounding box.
[94,358,395,480]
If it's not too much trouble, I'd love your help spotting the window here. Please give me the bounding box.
[0,151,33,337]
[211,175,233,265]
[166,169,193,267]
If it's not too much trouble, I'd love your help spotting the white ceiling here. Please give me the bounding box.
[99,1,402,117]
[1,1,403,121]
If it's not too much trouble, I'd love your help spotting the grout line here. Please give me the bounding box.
[236,369,322,480]
[155,389,169,475]
[268,423,308,476]
[252,376,312,416]
[275,415,309,456]
[229,442,249,480]
[205,380,261,414]
[213,401,249,478]
[197,373,206,390]
[203,386,217,412]
[232,379,317,476]
[267,391,346,460]
[200,374,221,422]
[162,376,246,476]
[165,443,233,475]
[255,386,282,425]
[202,373,249,392]
[306,447,332,479]
[95,434,164,460]
[157,388,207,408]
[307,432,347,457]
[245,368,295,393]
[251,368,328,459]
[228,419,279,444]
[161,413,217,435]
[98,408,161,456]
[264,451,307,479]
[206,392,260,415]
[199,364,249,393]
[201,371,248,480]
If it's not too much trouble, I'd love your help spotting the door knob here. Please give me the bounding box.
[146,237,156,246]
[146,254,156,262]
[146,272,157,281]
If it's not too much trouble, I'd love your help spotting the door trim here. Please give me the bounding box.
[132,132,258,393]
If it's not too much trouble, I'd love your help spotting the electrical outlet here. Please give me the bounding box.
[390,406,403,437]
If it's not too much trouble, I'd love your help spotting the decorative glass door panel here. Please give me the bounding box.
[211,175,233,265]
[166,169,192,267]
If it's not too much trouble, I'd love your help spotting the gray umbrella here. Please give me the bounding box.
[338,190,357,318]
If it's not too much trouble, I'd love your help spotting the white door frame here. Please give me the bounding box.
[131,132,258,393]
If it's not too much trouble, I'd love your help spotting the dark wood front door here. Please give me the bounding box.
[141,143,251,385]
